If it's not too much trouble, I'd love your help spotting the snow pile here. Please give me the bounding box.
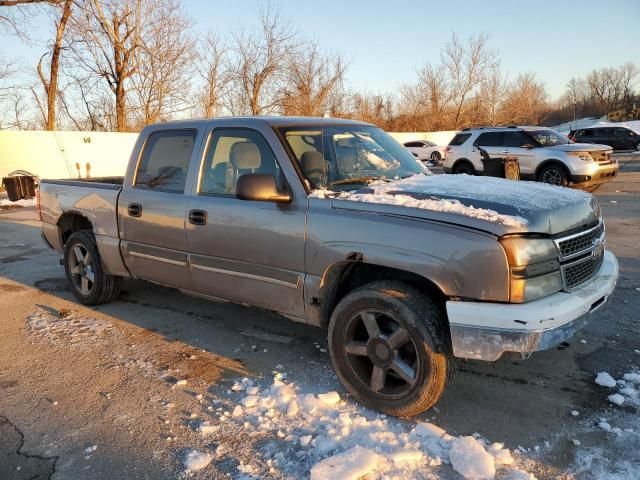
[183,449,212,473]
[310,446,382,480]
[595,372,617,388]
[26,311,117,347]
[595,369,640,407]
[448,436,496,479]
[0,197,36,208]
[217,377,533,479]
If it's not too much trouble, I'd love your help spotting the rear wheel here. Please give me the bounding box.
[328,281,453,417]
[635,142,640,152]
[64,230,122,305]
[452,161,475,175]
[430,151,441,162]
[538,163,568,186]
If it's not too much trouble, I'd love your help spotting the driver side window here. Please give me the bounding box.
[199,129,281,196]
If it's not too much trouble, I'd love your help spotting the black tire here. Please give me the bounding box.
[537,163,568,186]
[328,280,454,417]
[430,151,441,162]
[452,160,475,175]
[635,142,640,152]
[64,230,122,305]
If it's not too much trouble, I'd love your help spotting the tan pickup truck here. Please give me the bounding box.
[39,117,618,416]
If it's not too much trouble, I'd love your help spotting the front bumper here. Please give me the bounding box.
[446,250,618,361]
[570,162,619,185]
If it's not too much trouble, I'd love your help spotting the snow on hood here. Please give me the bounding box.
[311,174,597,235]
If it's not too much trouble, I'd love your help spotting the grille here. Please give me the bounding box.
[592,151,613,165]
[557,223,604,259]
[563,250,604,289]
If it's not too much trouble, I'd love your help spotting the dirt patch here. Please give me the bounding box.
[0,284,27,293]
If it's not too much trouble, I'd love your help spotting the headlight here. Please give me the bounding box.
[568,152,593,162]
[500,237,562,302]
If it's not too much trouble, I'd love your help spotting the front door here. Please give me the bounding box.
[502,131,536,175]
[185,127,307,318]
[119,128,199,289]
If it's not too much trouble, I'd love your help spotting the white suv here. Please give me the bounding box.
[443,126,618,188]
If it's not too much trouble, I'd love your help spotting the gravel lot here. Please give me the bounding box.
[1,154,639,479]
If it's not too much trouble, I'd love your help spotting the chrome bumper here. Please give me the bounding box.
[446,250,618,361]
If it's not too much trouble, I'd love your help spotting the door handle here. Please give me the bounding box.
[127,203,142,217]
[188,209,207,226]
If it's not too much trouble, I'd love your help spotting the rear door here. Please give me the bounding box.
[185,125,307,318]
[595,128,615,148]
[474,132,504,170]
[119,128,201,289]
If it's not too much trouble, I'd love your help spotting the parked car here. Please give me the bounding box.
[443,126,618,189]
[572,125,640,151]
[39,117,618,416]
[403,140,446,163]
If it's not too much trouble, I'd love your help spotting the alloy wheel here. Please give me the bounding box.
[68,243,95,295]
[342,309,419,398]
[541,167,563,185]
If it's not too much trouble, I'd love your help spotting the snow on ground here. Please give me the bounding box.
[566,365,640,478]
[0,197,36,208]
[26,310,118,347]
[189,374,536,479]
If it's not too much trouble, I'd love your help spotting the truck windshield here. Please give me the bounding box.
[278,125,427,191]
[527,129,571,146]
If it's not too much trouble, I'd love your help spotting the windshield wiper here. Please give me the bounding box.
[329,176,388,186]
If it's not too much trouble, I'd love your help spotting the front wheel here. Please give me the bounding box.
[64,230,122,305]
[430,151,441,162]
[538,164,568,186]
[328,281,453,417]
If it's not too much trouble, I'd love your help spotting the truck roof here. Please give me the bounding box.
[146,116,374,129]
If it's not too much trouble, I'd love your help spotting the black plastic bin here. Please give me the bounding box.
[2,177,22,202]
[481,157,506,178]
[18,176,36,199]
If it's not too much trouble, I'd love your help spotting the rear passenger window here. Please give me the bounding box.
[200,129,281,196]
[135,130,196,193]
[578,129,593,137]
[448,133,471,146]
[476,132,503,146]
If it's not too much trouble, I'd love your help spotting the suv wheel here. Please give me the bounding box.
[64,230,122,305]
[538,164,568,186]
[635,142,640,152]
[328,280,453,417]
[452,161,475,175]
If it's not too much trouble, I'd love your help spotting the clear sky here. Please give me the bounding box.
[4,0,640,99]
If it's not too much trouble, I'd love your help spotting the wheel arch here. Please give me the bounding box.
[318,261,449,331]
[57,211,94,246]
[451,158,476,174]
[535,159,570,180]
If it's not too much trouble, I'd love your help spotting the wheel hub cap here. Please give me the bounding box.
[368,338,393,367]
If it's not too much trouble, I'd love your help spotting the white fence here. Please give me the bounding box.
[0,131,139,180]
[1,129,458,182]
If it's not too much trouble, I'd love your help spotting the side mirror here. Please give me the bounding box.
[236,173,291,203]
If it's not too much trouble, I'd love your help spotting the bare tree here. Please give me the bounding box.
[279,41,346,116]
[32,0,73,130]
[501,73,548,125]
[196,32,231,117]
[479,64,507,125]
[442,33,497,129]
[230,6,297,115]
[0,0,58,39]
[129,0,195,127]
[69,0,143,131]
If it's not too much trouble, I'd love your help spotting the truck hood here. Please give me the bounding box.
[548,143,612,152]
[329,174,599,236]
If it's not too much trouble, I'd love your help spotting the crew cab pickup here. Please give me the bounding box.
[39,117,619,416]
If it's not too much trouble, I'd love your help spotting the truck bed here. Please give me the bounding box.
[39,177,124,247]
